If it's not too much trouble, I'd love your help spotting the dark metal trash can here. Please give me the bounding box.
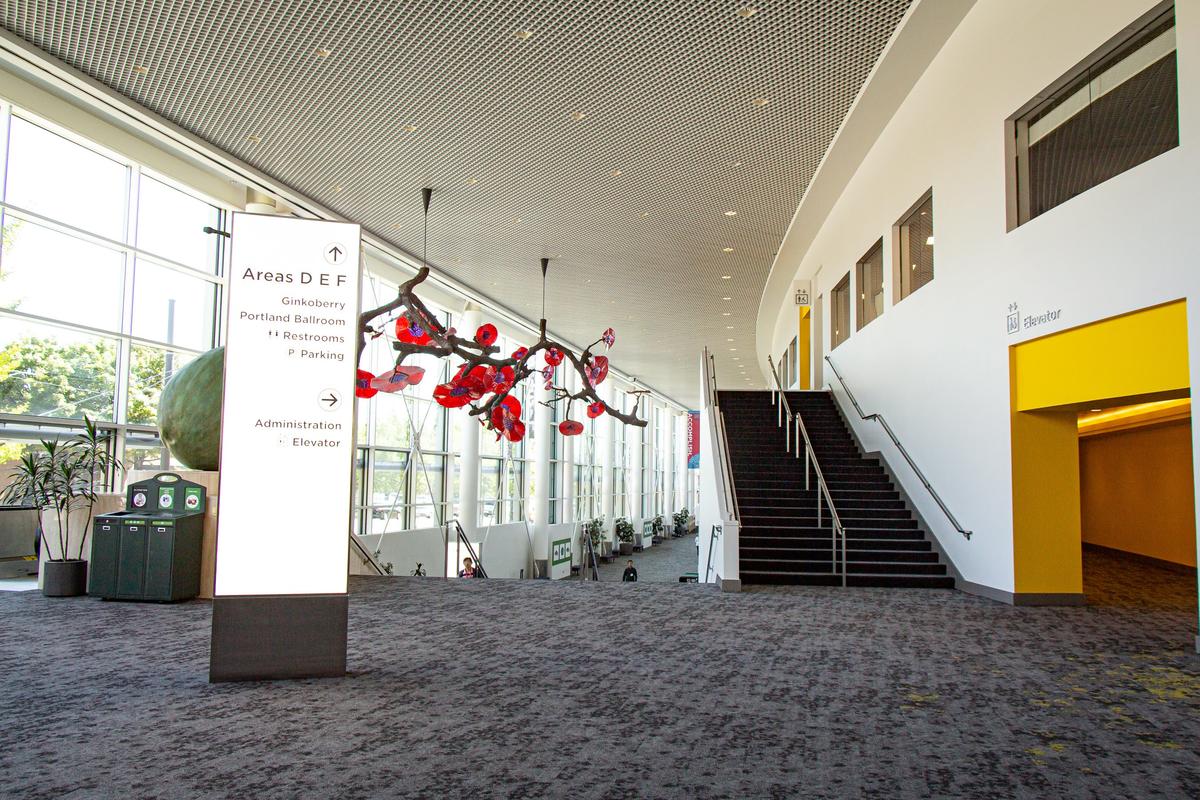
[89,473,206,602]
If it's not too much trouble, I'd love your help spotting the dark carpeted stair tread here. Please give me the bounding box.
[720,388,954,592]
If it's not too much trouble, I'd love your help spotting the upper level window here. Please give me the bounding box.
[830,273,850,349]
[856,239,884,330]
[1007,3,1177,229]
[895,191,933,301]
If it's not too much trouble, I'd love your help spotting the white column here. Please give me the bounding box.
[455,308,482,537]
[664,409,676,518]
[532,374,552,557]
[562,368,576,526]
[630,400,644,527]
[599,381,615,542]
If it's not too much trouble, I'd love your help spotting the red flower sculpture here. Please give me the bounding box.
[475,323,498,347]
[485,365,515,394]
[490,395,525,442]
[434,364,490,407]
[395,315,432,345]
[355,369,378,399]
[371,365,425,393]
[585,355,609,387]
[357,265,646,441]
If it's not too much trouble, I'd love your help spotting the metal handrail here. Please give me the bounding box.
[348,532,387,576]
[823,356,972,540]
[705,348,740,523]
[704,524,721,582]
[768,356,846,586]
[450,519,488,577]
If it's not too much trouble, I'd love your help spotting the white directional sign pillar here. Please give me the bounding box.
[209,213,361,682]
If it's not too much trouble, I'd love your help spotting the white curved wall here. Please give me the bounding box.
[760,0,1200,593]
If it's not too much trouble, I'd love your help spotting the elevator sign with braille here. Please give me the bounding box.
[214,214,362,597]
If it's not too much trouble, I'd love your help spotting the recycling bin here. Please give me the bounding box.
[89,473,206,602]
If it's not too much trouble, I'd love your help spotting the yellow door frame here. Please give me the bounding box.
[1009,299,1190,600]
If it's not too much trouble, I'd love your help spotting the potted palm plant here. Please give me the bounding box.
[2,418,121,597]
[672,509,690,537]
[651,514,665,543]
[615,516,635,556]
[584,516,608,560]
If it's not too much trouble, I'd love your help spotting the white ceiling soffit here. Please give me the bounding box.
[0,0,915,407]
[754,0,977,383]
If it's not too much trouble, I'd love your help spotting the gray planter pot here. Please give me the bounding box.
[42,559,88,597]
[618,541,633,556]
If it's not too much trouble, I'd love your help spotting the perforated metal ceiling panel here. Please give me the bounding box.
[2,0,912,406]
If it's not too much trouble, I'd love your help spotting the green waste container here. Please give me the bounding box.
[89,473,206,602]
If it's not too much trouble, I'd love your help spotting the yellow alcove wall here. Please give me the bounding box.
[1009,300,1190,597]
[798,306,811,390]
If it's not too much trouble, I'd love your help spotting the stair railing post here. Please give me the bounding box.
[804,447,810,490]
[829,494,835,574]
[841,524,847,587]
[817,485,822,528]
[785,412,790,452]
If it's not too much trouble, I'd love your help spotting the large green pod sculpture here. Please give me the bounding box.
[158,346,224,471]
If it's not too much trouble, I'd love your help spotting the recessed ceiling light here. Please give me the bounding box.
[610,168,623,177]
[721,275,731,280]
[132,65,149,75]
[571,111,587,121]
[245,134,262,144]
[722,312,731,316]
[729,348,737,352]
[640,211,650,218]
[726,338,734,342]
[722,297,732,301]
[333,185,345,193]
[514,30,535,40]
[722,247,734,253]
[733,160,743,167]
[926,235,935,245]
[752,97,770,107]
[726,326,734,329]
[1090,408,1102,412]
[513,217,523,223]
[391,223,402,230]
[737,7,759,18]
[724,211,738,217]
[465,177,479,186]
[401,124,418,133]
[315,47,332,58]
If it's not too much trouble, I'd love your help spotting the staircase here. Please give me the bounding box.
[719,390,954,589]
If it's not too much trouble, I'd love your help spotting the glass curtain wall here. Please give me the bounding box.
[478,333,531,527]
[0,98,687,539]
[354,274,453,533]
[0,102,223,483]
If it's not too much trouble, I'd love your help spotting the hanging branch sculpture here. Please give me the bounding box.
[353,190,646,443]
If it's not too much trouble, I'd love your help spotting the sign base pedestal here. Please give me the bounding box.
[209,594,347,682]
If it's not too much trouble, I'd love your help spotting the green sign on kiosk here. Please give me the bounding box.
[89,473,207,602]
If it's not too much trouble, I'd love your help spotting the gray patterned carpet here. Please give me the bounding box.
[0,548,1197,799]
